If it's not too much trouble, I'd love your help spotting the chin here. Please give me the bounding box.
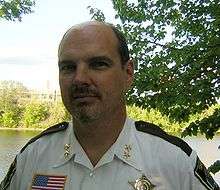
[72,110,99,123]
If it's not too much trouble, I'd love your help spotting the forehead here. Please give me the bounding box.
[59,23,119,60]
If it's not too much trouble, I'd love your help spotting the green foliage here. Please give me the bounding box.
[0,81,70,129]
[87,6,106,22]
[22,101,49,128]
[208,160,220,175]
[0,111,18,127]
[40,101,71,127]
[0,80,28,128]
[0,0,35,21]
[182,107,220,139]
[127,105,182,135]
[0,80,71,129]
[89,0,220,127]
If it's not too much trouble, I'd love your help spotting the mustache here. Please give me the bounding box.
[70,84,101,97]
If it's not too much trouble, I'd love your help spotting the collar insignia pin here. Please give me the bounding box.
[64,144,70,158]
[123,144,132,159]
[128,174,155,190]
[64,144,70,150]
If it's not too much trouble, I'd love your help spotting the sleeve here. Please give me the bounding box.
[0,158,17,190]
[0,152,29,190]
[187,150,219,190]
[0,142,37,190]
[0,122,68,190]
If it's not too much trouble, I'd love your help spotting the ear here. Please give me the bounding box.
[125,59,134,88]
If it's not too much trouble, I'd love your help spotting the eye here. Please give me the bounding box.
[90,60,110,70]
[92,61,108,67]
[89,56,113,70]
[59,62,76,73]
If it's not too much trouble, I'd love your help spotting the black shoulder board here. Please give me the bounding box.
[194,157,219,190]
[0,122,69,190]
[135,120,192,156]
[20,122,69,153]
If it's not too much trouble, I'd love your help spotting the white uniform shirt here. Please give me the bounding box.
[1,118,219,190]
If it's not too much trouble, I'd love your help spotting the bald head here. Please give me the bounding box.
[58,21,130,65]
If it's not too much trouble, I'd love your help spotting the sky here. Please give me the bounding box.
[0,0,116,91]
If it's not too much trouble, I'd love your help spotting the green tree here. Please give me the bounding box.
[22,100,49,128]
[0,80,28,127]
[127,105,182,135]
[88,0,220,174]
[88,0,220,136]
[0,0,35,21]
[40,101,71,127]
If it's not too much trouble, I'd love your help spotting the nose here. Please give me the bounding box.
[73,62,91,85]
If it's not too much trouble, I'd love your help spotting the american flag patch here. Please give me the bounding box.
[31,174,67,190]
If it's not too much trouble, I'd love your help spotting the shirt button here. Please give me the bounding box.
[89,172,94,177]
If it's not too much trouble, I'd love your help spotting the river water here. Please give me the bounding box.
[0,130,219,185]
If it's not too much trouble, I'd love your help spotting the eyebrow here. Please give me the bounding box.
[58,60,74,65]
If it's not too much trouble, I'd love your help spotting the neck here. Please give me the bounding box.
[72,107,126,166]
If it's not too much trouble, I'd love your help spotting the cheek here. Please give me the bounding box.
[111,73,127,89]
[59,75,72,88]
[98,76,126,97]
[59,79,71,98]
[59,80,66,94]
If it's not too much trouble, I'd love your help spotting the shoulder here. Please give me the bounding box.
[134,120,192,156]
[20,121,69,154]
[0,122,69,190]
[134,120,219,190]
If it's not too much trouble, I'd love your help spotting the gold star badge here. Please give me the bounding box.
[128,175,155,190]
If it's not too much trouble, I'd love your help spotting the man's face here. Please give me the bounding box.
[58,23,133,123]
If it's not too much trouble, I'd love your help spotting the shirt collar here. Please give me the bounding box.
[52,121,76,168]
[113,117,143,171]
[94,117,144,171]
[53,118,144,171]
[53,121,95,169]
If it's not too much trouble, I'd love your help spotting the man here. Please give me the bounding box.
[1,21,219,190]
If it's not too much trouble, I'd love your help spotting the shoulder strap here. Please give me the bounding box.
[135,120,192,156]
[20,122,68,153]
[194,157,219,190]
[0,122,69,190]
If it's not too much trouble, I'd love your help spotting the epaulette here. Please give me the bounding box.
[135,120,192,156]
[20,122,69,153]
[0,122,69,190]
